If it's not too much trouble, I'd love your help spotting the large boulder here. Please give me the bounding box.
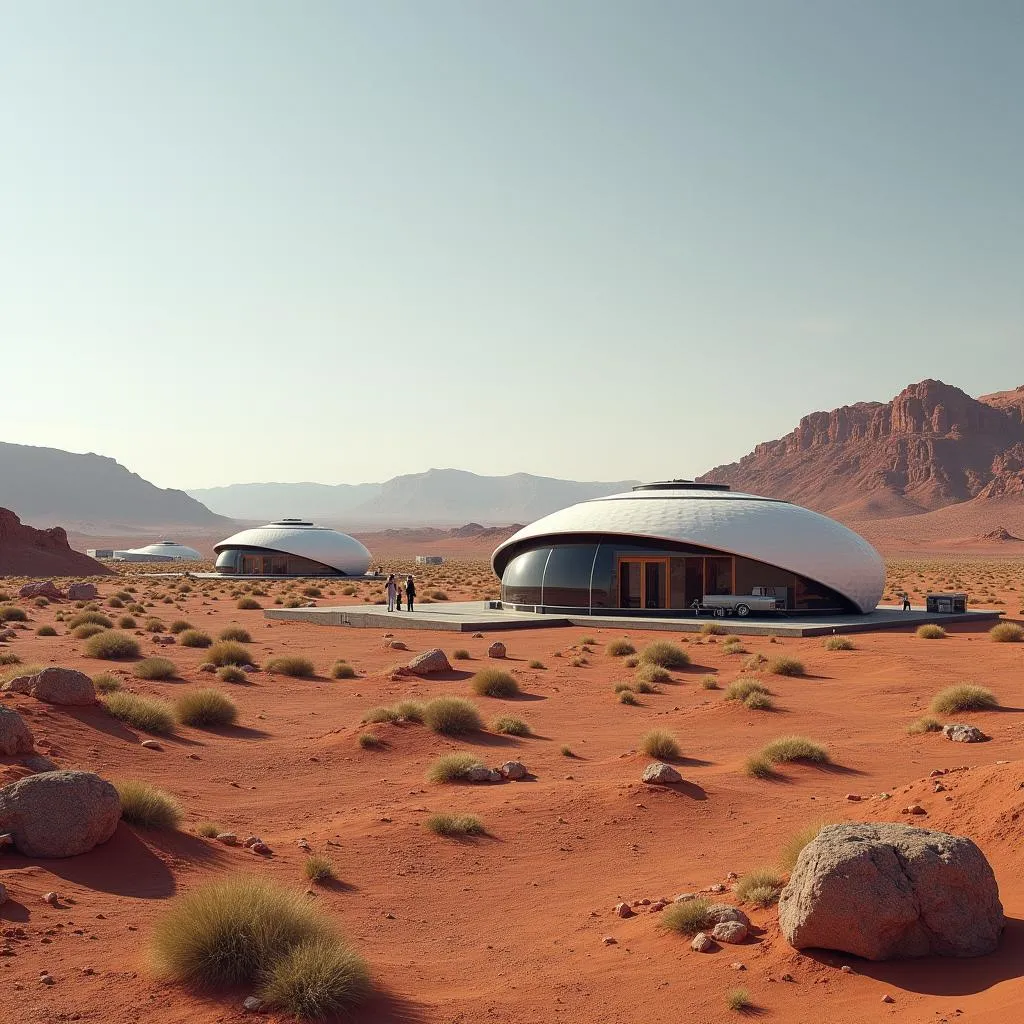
[2,667,96,705]
[66,583,99,600]
[18,581,63,601]
[0,707,34,755]
[0,771,120,857]
[642,762,682,785]
[943,723,987,743]
[404,648,452,676]
[779,822,1003,959]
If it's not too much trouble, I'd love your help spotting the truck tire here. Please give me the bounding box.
[736,604,750,617]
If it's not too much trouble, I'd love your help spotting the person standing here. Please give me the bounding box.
[901,591,911,612]
[385,574,397,612]
[405,574,416,612]
[396,584,403,611]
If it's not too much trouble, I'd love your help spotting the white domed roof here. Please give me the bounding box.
[122,541,203,560]
[492,486,885,613]
[215,520,371,575]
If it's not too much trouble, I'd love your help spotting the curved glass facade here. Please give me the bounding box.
[215,546,347,576]
[498,537,856,615]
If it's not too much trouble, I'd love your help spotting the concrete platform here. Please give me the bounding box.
[263,601,1002,638]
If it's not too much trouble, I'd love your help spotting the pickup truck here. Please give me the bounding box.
[695,587,787,618]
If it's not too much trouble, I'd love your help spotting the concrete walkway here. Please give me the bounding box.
[263,601,1001,637]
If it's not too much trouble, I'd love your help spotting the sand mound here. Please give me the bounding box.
[0,507,112,576]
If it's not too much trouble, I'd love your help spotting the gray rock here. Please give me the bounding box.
[215,832,239,845]
[641,762,682,785]
[711,920,748,944]
[0,771,120,857]
[2,667,96,705]
[487,641,507,659]
[243,995,264,1012]
[614,902,633,918]
[943,723,987,743]
[778,822,1003,959]
[691,932,716,952]
[0,706,34,756]
[404,648,452,676]
[500,760,528,781]
[66,583,99,600]
[18,581,64,600]
[466,766,492,783]
[705,904,750,927]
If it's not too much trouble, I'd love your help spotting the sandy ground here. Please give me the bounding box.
[0,563,1023,1024]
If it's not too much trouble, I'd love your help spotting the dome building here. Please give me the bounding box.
[112,540,204,562]
[214,519,372,577]
[491,482,885,616]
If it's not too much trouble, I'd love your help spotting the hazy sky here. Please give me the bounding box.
[2,1,1022,490]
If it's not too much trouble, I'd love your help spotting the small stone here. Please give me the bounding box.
[840,965,852,973]
[140,740,162,750]
[731,962,746,971]
[711,920,748,944]
[882,994,895,1003]
[40,973,55,985]
[499,760,528,781]
[845,793,861,801]
[614,902,633,918]
[487,641,507,659]
[706,883,727,894]
[675,893,697,902]
[243,835,260,848]
[901,804,927,815]
[297,839,312,851]
[641,762,682,785]
[216,833,239,845]
[243,995,264,1012]
[251,840,272,855]
[691,932,715,953]
[781,972,795,982]
[943,724,987,744]
[43,892,60,906]
[602,935,617,945]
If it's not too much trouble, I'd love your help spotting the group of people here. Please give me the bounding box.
[385,573,416,612]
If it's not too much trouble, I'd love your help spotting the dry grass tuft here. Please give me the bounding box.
[639,641,689,669]
[426,752,485,783]
[990,622,1023,643]
[931,684,998,714]
[84,630,141,660]
[470,668,520,698]
[916,624,946,639]
[906,715,943,735]
[134,657,177,681]
[823,635,855,651]
[425,813,485,836]
[422,697,482,735]
[115,779,183,829]
[266,656,315,678]
[779,820,833,871]
[639,730,680,759]
[105,692,175,734]
[206,641,253,667]
[176,689,238,728]
[606,639,636,657]
[661,898,711,935]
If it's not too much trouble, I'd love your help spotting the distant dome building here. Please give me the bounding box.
[214,519,371,577]
[491,482,885,615]
[112,540,204,562]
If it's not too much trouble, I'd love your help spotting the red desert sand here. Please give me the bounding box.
[0,560,1021,1023]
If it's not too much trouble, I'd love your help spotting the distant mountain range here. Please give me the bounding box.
[0,442,231,534]
[188,469,640,525]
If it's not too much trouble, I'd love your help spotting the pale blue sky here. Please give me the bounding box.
[2,0,1021,489]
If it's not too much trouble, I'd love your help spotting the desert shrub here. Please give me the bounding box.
[722,641,747,655]
[768,656,805,677]
[304,856,336,883]
[452,648,470,660]
[990,622,1024,643]
[176,689,238,728]
[427,752,485,783]
[493,715,531,736]
[723,679,769,702]
[84,630,141,659]
[471,668,519,698]
[760,735,829,764]
[906,715,943,735]
[916,624,946,639]
[779,821,832,871]
[92,672,121,693]
[118,616,138,629]
[219,626,252,643]
[145,618,167,633]
[824,635,855,651]
[0,652,21,667]
[0,607,27,622]
[266,656,315,679]
[636,663,671,684]
[393,700,424,722]
[196,822,221,838]
[528,659,545,669]
[726,988,752,1012]
[741,653,767,672]
[330,661,356,679]
[207,641,253,667]
[73,623,106,640]
[639,641,689,669]
[744,754,778,779]
[606,639,636,657]
[357,732,383,749]
[744,691,774,711]
[560,745,575,757]
[150,875,369,1016]
[569,656,587,668]
[700,675,720,690]
[639,730,680,759]
[422,696,482,734]
[68,611,112,629]
[115,779,183,829]
[624,654,639,668]
[634,679,658,694]
[217,666,248,683]
[179,629,213,649]
[736,867,784,904]
[618,690,639,706]
[425,813,484,836]
[36,625,57,636]
[429,590,449,601]
[105,692,175,734]
[700,622,725,636]
[134,657,177,681]
[168,620,193,634]
[237,597,262,610]
[362,706,399,724]
[661,898,711,936]
[931,684,998,714]
[301,586,322,598]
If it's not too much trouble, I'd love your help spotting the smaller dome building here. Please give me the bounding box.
[113,541,204,562]
[214,519,371,577]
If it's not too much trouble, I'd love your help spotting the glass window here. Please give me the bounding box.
[543,544,597,608]
[501,547,550,605]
